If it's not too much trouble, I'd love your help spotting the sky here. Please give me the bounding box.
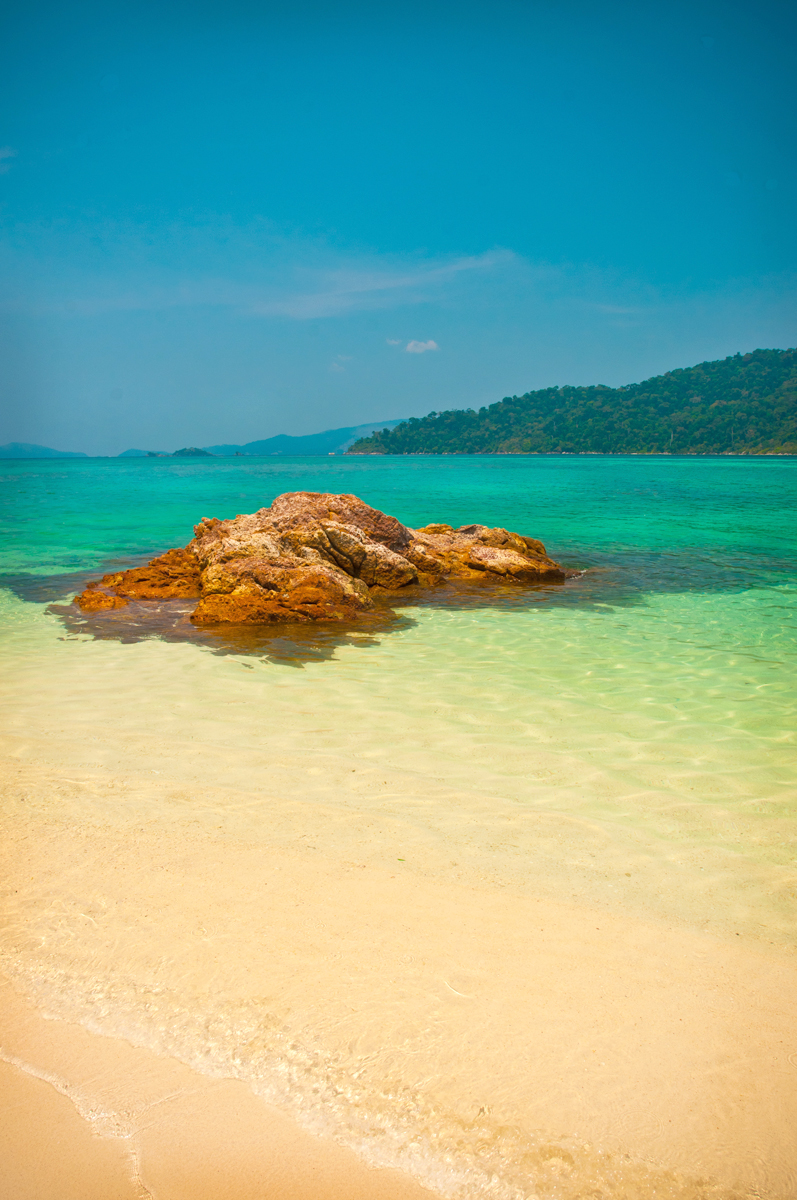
[1,0,796,455]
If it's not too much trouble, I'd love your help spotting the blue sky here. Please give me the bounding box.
[1,0,795,454]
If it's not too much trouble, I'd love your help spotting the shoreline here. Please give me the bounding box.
[343,450,797,457]
[2,755,796,1198]
[2,451,797,461]
[0,982,437,1200]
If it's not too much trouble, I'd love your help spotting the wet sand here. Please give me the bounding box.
[2,755,796,1199]
[0,986,436,1200]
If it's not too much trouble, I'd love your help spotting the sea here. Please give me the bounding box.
[1,453,796,1199]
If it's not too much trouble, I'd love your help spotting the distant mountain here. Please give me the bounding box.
[204,419,406,457]
[114,420,406,459]
[0,442,88,459]
[349,350,797,457]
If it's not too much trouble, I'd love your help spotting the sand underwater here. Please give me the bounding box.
[1,453,796,1200]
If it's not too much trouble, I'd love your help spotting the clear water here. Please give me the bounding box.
[1,455,796,1198]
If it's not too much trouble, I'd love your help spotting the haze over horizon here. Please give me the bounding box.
[1,0,795,457]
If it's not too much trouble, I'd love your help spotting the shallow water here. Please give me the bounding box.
[1,455,796,1198]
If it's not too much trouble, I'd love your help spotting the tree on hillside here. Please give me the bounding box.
[348,349,797,456]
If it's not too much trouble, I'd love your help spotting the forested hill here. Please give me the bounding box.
[348,348,797,456]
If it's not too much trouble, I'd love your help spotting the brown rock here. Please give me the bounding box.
[74,548,201,612]
[264,491,413,554]
[191,559,373,625]
[74,492,565,625]
[409,523,562,584]
[73,586,131,612]
[322,523,418,589]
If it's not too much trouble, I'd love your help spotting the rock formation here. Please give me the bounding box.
[75,548,201,612]
[75,491,565,624]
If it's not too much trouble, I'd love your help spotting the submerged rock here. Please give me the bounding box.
[75,491,564,624]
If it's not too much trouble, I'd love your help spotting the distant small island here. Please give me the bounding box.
[120,447,215,458]
[348,348,797,456]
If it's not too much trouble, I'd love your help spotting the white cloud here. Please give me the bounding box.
[329,361,345,372]
[0,147,16,175]
[406,339,439,354]
[386,338,401,345]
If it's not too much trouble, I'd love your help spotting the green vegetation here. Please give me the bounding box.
[348,349,797,456]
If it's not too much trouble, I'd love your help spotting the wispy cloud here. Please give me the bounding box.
[247,252,508,319]
[0,233,512,320]
[0,147,16,175]
[3,221,794,393]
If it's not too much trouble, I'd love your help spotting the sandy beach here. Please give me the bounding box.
[0,983,435,1200]
[2,744,796,1199]
[2,456,796,1199]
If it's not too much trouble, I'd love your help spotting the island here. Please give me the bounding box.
[74,491,565,623]
[347,347,797,456]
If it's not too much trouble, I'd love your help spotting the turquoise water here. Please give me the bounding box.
[1,455,796,1198]
[2,453,795,585]
[4,452,795,887]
